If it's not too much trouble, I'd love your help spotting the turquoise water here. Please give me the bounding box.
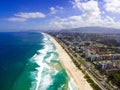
[0,32,77,90]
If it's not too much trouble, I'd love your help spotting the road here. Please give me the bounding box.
[56,38,110,90]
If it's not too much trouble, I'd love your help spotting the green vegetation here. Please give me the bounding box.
[98,38,119,47]
[115,48,120,54]
[75,51,82,54]
[90,70,103,81]
[71,57,81,68]
[108,73,120,88]
[84,74,102,90]
[99,69,105,75]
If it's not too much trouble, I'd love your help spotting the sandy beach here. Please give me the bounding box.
[50,36,93,90]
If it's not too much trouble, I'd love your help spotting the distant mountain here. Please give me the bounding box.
[60,27,120,34]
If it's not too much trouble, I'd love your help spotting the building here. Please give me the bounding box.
[113,61,120,68]
[99,54,120,60]
[98,61,113,69]
[88,54,100,61]
[83,49,91,58]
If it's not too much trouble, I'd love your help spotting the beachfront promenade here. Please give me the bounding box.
[54,37,106,90]
[50,36,93,90]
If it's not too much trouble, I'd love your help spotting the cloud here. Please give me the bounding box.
[49,16,83,29]
[104,0,120,13]
[50,7,57,14]
[8,12,46,22]
[7,17,26,22]
[72,0,101,19]
[6,0,120,29]
[15,12,46,18]
[49,15,120,30]
[49,0,101,29]
[48,0,120,30]
[49,6,64,15]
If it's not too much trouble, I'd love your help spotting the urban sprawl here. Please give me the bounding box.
[48,32,120,90]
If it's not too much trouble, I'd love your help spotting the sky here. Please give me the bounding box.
[0,0,120,31]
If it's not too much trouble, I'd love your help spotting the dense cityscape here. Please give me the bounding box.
[48,32,120,90]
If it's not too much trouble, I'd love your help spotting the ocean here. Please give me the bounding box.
[0,32,77,90]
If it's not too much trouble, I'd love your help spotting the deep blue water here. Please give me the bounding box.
[0,32,43,90]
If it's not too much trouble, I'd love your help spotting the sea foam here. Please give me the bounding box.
[68,78,78,90]
[30,33,78,90]
[30,33,55,90]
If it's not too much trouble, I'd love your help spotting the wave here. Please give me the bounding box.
[68,78,78,90]
[30,33,78,90]
[30,33,57,90]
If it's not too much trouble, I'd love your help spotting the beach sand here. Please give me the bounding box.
[50,36,93,90]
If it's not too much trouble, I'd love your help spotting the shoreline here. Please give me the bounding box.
[50,36,93,90]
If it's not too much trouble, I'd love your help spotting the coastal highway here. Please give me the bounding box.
[55,38,108,90]
[68,50,107,90]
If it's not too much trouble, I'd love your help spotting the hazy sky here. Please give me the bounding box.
[0,0,120,31]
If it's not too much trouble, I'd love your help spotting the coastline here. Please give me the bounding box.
[49,36,93,90]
